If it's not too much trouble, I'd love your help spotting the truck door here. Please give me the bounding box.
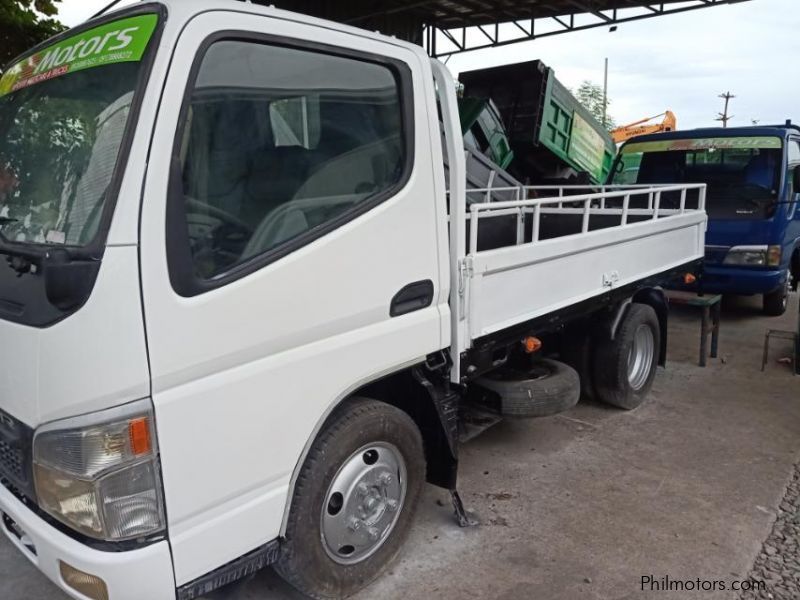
[138,11,448,587]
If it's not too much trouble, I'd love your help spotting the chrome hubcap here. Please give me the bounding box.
[321,443,406,565]
[627,324,655,390]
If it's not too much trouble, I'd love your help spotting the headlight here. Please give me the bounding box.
[723,246,767,266]
[33,399,165,542]
[723,245,782,267]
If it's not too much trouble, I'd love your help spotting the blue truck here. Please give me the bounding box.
[611,123,800,315]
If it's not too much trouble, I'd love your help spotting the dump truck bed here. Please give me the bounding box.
[459,60,616,184]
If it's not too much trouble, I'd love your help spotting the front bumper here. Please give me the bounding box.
[672,265,787,295]
[0,484,176,600]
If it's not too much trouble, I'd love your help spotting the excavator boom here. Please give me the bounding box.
[611,110,676,143]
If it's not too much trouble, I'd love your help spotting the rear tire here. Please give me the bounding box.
[763,281,789,316]
[593,303,660,410]
[275,399,425,599]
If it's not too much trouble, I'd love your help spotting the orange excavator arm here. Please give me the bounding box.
[611,111,676,144]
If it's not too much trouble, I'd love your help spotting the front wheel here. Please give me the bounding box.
[763,280,789,316]
[275,399,425,599]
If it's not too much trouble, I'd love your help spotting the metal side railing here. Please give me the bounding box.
[462,184,707,255]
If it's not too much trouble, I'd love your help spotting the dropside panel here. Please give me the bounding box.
[469,213,705,339]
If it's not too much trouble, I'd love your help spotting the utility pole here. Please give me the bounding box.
[716,92,735,128]
[602,57,608,128]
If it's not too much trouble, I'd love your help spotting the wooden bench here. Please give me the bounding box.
[665,290,721,367]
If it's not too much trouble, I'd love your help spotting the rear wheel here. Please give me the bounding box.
[763,279,789,316]
[593,303,660,410]
[275,399,425,599]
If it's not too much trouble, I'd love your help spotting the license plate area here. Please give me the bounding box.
[3,511,37,557]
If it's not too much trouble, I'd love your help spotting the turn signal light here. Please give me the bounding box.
[683,273,697,285]
[522,336,542,354]
[128,417,152,456]
[767,246,782,267]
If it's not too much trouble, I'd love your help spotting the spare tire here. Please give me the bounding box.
[476,359,580,418]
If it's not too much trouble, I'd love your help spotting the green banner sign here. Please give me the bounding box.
[0,14,158,97]
[568,112,608,182]
[622,136,783,154]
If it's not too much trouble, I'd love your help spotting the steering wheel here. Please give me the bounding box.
[184,196,255,273]
[185,197,252,232]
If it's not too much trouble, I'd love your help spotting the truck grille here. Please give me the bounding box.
[0,438,24,480]
[0,409,34,500]
[705,245,730,265]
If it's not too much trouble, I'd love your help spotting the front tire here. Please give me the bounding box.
[763,281,789,316]
[275,399,425,599]
[593,303,660,410]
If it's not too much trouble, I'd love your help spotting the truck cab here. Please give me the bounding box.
[611,125,800,315]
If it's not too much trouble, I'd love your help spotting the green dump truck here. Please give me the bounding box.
[459,59,615,185]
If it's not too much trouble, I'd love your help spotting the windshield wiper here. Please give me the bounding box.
[0,227,50,275]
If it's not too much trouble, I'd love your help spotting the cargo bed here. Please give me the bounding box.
[450,181,707,379]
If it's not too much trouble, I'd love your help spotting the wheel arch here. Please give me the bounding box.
[278,361,457,537]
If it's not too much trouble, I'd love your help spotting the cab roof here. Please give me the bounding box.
[626,124,800,146]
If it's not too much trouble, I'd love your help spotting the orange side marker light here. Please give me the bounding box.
[129,418,152,456]
[523,336,542,354]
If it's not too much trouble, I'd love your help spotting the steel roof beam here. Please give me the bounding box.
[260,0,751,56]
[426,0,750,56]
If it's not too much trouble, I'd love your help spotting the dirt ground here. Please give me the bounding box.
[2,293,799,600]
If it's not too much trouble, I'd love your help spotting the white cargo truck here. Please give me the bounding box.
[0,2,706,599]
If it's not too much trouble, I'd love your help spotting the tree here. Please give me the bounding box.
[0,0,66,68]
[574,80,615,131]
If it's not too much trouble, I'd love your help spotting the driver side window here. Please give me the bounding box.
[789,141,800,166]
[171,38,409,288]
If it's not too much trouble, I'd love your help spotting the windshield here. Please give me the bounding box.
[0,13,158,247]
[612,136,783,220]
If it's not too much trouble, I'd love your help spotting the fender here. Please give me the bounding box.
[790,244,800,290]
[277,357,458,536]
[275,357,421,537]
[608,289,668,368]
[631,287,669,367]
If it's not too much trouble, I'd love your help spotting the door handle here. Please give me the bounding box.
[390,280,434,317]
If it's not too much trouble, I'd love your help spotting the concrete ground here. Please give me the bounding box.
[2,294,799,600]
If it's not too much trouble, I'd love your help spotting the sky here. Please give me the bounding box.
[56,0,800,130]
